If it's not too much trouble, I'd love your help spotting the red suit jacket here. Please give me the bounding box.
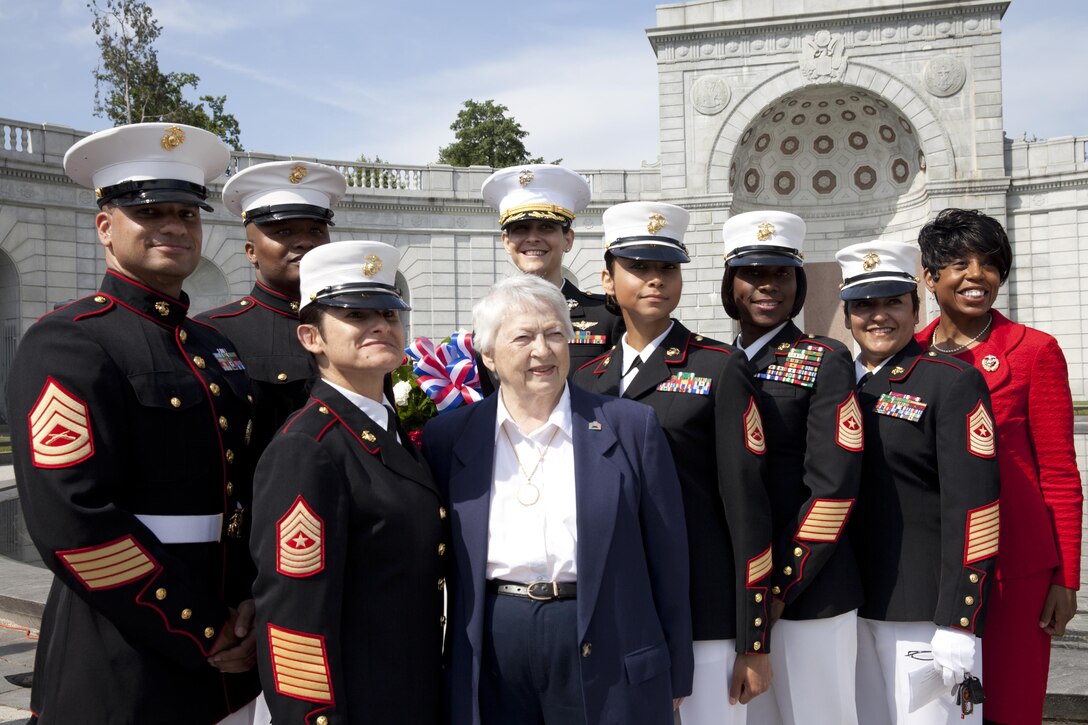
[918,310,1082,586]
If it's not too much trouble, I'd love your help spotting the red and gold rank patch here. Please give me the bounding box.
[964,501,1000,565]
[57,535,156,590]
[796,499,854,542]
[835,394,864,452]
[743,397,766,455]
[746,546,772,586]
[267,624,334,703]
[966,401,996,458]
[28,378,94,469]
[277,496,324,578]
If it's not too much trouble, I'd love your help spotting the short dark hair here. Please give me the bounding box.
[720,265,807,320]
[603,251,621,316]
[298,303,327,330]
[917,208,1012,283]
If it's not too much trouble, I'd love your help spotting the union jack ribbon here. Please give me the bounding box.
[405,333,483,413]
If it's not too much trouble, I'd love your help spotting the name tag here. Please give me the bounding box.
[874,391,927,422]
[657,372,712,395]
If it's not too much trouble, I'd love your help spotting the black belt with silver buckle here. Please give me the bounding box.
[487,579,577,601]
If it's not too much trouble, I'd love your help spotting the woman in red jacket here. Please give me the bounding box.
[917,208,1082,725]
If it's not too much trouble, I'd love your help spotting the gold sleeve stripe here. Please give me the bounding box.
[268,624,333,704]
[746,546,773,585]
[966,402,996,458]
[58,535,156,590]
[965,501,1000,564]
[29,378,94,468]
[744,397,767,455]
[796,499,855,542]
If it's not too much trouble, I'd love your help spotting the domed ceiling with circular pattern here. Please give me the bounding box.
[730,86,924,208]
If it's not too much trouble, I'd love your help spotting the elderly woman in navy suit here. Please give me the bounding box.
[422,274,693,725]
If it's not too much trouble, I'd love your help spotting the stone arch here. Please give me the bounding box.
[706,63,956,193]
[185,258,231,316]
[0,248,18,424]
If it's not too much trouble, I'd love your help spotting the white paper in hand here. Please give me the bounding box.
[907,665,948,713]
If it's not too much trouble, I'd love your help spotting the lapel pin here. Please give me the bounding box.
[588,421,602,431]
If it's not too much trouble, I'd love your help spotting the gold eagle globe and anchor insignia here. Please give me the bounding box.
[154,301,170,317]
[362,255,383,278]
[518,169,534,187]
[160,126,186,151]
[863,252,880,272]
[647,213,667,235]
[756,222,775,241]
[288,164,308,184]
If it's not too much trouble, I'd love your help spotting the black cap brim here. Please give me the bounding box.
[727,252,802,268]
[109,190,213,212]
[252,209,335,226]
[840,279,916,301]
[609,244,690,264]
[317,292,410,311]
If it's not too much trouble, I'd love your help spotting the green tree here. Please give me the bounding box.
[89,0,243,150]
[353,154,403,189]
[437,99,557,168]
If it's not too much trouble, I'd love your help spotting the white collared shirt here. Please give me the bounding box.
[486,384,578,583]
[619,321,674,396]
[323,379,399,440]
[736,321,789,360]
[854,356,892,383]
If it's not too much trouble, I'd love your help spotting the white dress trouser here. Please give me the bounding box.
[216,692,271,725]
[677,639,746,725]
[856,617,983,724]
[747,609,859,725]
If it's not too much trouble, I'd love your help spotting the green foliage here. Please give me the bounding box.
[88,0,243,150]
[391,363,437,432]
[353,154,403,189]
[437,99,559,168]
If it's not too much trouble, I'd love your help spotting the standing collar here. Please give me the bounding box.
[252,281,301,316]
[621,321,674,375]
[737,321,789,360]
[101,270,189,327]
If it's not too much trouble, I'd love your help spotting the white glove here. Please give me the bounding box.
[930,627,976,687]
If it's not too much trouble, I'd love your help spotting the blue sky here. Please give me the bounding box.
[2,1,1085,168]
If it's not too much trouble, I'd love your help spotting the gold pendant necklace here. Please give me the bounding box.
[502,425,560,506]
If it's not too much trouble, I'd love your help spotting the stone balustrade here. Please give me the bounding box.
[1005,134,1088,178]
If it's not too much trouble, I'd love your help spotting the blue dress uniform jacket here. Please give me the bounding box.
[251,379,446,724]
[477,280,622,396]
[747,322,864,620]
[5,271,260,724]
[422,386,694,725]
[572,322,774,653]
[851,340,1000,634]
[196,281,316,455]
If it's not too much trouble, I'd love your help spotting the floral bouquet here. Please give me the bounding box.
[393,331,483,447]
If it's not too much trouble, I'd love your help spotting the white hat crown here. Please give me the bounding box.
[481,165,591,227]
[722,210,805,264]
[223,160,347,222]
[836,240,920,299]
[299,241,405,310]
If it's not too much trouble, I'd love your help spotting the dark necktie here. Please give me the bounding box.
[856,371,872,391]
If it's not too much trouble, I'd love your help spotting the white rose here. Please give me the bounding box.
[393,380,413,406]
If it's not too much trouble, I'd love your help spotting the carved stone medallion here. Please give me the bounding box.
[692,76,731,116]
[924,55,966,97]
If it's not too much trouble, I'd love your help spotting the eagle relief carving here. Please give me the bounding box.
[800,30,846,83]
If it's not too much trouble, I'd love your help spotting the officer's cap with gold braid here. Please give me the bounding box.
[482,164,591,229]
[722,210,805,268]
[836,240,920,301]
[223,160,347,226]
[603,202,690,264]
[299,240,409,311]
[64,123,229,212]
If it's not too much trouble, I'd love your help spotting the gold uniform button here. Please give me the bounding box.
[219,416,229,430]
[316,717,328,725]
[155,588,167,601]
[793,547,803,558]
[754,617,763,627]
[438,543,446,556]
[181,608,192,620]
[753,641,762,651]
[94,295,107,303]
[247,394,254,404]
[170,397,181,408]
[439,507,448,520]
[209,383,221,397]
[771,586,782,595]
[439,615,447,626]
[204,627,216,639]
[755,593,764,603]
[437,578,445,591]
[179,329,188,343]
[226,482,234,496]
[581,643,592,657]
[960,617,970,628]
[782,566,793,576]
[965,596,975,606]
[969,573,979,584]
[226,450,235,464]
[277,372,288,381]
[193,356,206,369]
[318,406,330,414]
